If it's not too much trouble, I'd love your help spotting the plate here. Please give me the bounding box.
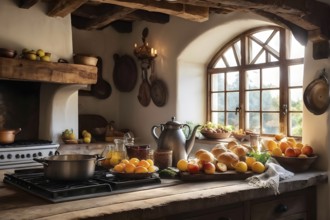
[151,79,168,107]
[110,169,156,179]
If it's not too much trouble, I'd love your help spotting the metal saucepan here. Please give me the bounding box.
[34,153,104,181]
[0,128,21,144]
[303,70,330,115]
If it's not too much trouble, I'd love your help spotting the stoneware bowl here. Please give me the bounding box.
[272,155,318,172]
[73,54,98,66]
[201,131,231,139]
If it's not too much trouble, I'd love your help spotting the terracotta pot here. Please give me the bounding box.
[0,128,22,144]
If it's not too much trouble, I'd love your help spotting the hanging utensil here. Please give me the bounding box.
[90,56,112,99]
[149,61,168,107]
[303,69,329,115]
[137,69,151,106]
[113,54,138,92]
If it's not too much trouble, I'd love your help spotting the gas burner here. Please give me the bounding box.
[4,167,161,203]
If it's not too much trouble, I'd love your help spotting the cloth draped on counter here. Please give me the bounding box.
[246,157,294,194]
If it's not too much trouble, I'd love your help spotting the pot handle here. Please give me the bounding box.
[33,158,49,167]
[14,128,22,135]
[95,154,105,164]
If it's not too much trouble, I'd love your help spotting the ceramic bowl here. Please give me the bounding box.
[272,155,318,172]
[201,131,231,139]
[73,54,98,66]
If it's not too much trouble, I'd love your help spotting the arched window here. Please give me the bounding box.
[207,26,304,137]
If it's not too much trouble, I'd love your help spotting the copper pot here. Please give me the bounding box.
[0,128,21,144]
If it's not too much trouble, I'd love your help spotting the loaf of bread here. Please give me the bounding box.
[231,145,247,157]
[198,151,215,163]
[211,144,228,158]
[195,149,209,159]
[216,152,239,169]
[227,141,239,150]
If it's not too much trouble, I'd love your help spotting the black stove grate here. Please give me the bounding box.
[3,168,161,203]
[0,140,53,148]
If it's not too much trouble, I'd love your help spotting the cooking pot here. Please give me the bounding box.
[34,153,104,181]
[0,128,21,144]
[303,70,330,115]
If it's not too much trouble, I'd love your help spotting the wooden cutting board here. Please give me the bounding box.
[179,171,254,181]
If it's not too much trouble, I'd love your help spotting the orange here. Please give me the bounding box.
[177,159,189,171]
[121,159,130,164]
[129,158,140,166]
[125,163,136,173]
[137,160,150,168]
[279,141,290,153]
[251,161,266,173]
[135,166,148,173]
[267,140,278,151]
[113,163,125,172]
[272,147,283,157]
[274,133,285,141]
[245,156,257,169]
[148,165,157,172]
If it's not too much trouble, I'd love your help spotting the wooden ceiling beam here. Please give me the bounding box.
[18,0,39,9]
[90,0,209,22]
[80,6,136,30]
[48,0,89,17]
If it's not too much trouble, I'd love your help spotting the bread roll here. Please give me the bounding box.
[211,147,227,158]
[216,152,239,169]
[227,141,239,150]
[195,149,209,159]
[231,145,247,157]
[198,151,214,163]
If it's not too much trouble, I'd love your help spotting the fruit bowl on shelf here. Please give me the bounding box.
[231,130,255,141]
[272,155,318,172]
[201,131,231,139]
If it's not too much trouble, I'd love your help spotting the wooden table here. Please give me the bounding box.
[0,170,327,220]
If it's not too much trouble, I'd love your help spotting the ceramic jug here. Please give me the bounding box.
[151,117,200,166]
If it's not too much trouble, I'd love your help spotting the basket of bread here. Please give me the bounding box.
[177,141,270,181]
[200,122,232,139]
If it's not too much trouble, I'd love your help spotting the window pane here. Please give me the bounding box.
[227,112,239,129]
[250,39,263,64]
[223,47,238,67]
[211,93,224,111]
[227,71,239,91]
[262,90,279,111]
[253,29,273,43]
[267,30,279,55]
[246,91,260,111]
[289,113,302,136]
[289,65,303,86]
[262,67,279,88]
[227,92,239,111]
[214,58,226,68]
[212,73,224,91]
[211,112,224,125]
[289,88,303,111]
[288,33,305,59]
[255,50,266,64]
[246,69,260,89]
[262,113,279,134]
[234,41,241,65]
[246,112,260,133]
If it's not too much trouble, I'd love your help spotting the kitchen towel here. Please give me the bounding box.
[246,157,294,194]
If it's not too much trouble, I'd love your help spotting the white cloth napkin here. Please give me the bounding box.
[246,157,294,194]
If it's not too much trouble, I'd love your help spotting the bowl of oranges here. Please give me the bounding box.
[264,135,318,172]
[110,158,158,179]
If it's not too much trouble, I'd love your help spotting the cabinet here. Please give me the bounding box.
[162,187,316,220]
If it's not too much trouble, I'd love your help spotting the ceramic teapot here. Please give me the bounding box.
[151,117,200,166]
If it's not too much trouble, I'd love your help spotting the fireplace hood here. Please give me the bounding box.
[0,57,97,84]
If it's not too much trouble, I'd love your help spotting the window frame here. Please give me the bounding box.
[206,26,304,137]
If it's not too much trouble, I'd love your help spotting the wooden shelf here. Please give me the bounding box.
[0,57,97,84]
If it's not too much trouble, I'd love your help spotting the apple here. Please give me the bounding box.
[298,154,308,158]
[216,162,227,172]
[203,162,215,174]
[301,145,313,156]
[285,147,296,157]
[187,162,200,174]
[293,147,302,157]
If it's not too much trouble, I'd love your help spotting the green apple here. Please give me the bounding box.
[25,53,37,61]
[40,55,51,62]
[36,49,45,57]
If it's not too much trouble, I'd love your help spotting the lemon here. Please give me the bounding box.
[83,137,91,143]
[295,142,304,149]
[110,157,121,166]
[235,161,248,173]
[146,159,154,166]
[251,161,266,173]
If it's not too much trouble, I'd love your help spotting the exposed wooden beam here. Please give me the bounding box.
[48,0,88,17]
[82,6,136,30]
[90,0,209,22]
[18,0,39,9]
[128,10,170,24]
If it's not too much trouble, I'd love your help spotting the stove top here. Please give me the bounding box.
[3,167,162,203]
[0,140,53,148]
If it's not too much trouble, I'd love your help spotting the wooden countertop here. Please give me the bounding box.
[0,170,327,220]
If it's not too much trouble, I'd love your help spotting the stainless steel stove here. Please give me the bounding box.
[0,140,59,169]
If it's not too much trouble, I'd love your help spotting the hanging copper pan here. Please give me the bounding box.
[303,71,329,115]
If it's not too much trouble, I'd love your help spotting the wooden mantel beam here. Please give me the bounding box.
[90,0,209,22]
[48,0,89,17]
